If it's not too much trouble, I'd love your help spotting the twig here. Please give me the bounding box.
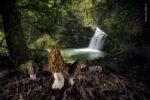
[119,80,128,99]
[62,87,72,100]
[15,77,19,94]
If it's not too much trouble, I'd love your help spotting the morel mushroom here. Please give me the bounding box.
[48,46,65,89]
[68,60,87,85]
[27,60,36,80]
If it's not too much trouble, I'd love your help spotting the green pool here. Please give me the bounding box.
[57,48,106,62]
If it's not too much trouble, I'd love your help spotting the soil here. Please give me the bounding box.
[0,54,150,100]
[0,66,150,100]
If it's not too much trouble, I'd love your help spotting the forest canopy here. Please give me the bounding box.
[0,0,148,55]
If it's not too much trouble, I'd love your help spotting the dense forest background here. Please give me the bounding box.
[0,0,150,99]
[0,0,149,55]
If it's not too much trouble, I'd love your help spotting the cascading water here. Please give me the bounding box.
[88,27,107,50]
[46,27,107,61]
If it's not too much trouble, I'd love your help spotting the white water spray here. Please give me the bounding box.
[88,27,107,50]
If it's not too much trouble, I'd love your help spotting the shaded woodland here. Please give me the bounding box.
[0,0,150,100]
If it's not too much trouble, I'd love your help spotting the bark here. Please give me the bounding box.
[0,0,29,65]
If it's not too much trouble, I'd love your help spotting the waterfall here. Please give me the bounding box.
[88,27,107,50]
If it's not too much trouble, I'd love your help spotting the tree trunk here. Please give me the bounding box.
[0,0,29,65]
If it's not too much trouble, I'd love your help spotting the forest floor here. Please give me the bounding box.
[0,54,150,100]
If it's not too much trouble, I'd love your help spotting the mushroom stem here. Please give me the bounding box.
[69,77,75,85]
[30,74,36,80]
[52,72,64,89]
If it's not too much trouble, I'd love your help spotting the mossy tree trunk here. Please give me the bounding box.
[0,0,29,65]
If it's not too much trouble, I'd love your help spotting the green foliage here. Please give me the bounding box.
[0,21,8,56]
[16,0,96,49]
[93,0,144,53]
[0,31,3,45]
[20,63,28,69]
[0,0,144,55]
[28,33,58,49]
